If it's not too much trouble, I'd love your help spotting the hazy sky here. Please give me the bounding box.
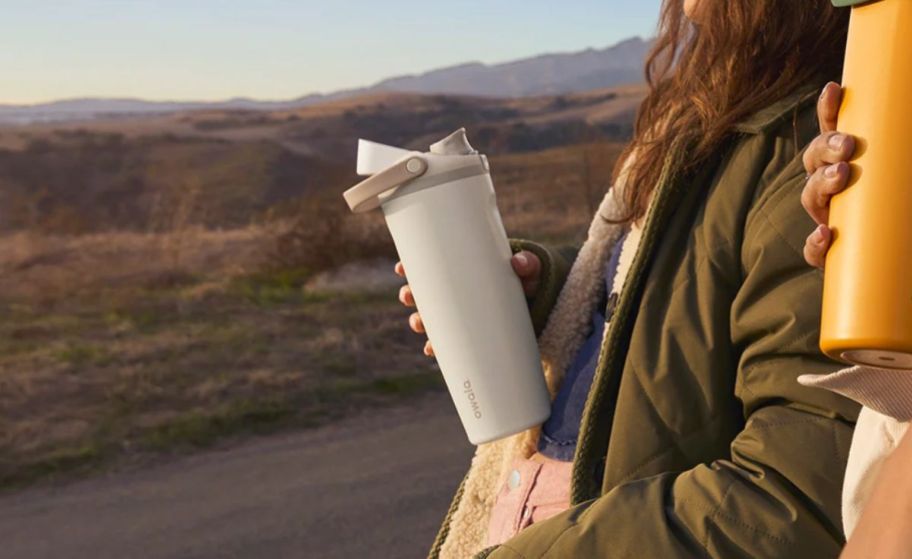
[1,0,662,105]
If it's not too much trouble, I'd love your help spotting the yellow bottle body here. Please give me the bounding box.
[821,0,912,368]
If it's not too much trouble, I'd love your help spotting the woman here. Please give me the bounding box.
[398,1,858,557]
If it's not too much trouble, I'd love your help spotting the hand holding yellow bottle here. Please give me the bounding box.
[811,0,912,368]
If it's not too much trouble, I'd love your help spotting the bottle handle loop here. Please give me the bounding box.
[342,157,429,213]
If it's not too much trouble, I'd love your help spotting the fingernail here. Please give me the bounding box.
[813,225,827,245]
[828,134,845,150]
[514,253,528,267]
[825,164,840,178]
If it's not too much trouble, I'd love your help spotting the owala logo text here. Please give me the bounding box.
[463,380,482,419]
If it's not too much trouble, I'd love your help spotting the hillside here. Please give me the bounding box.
[0,85,645,234]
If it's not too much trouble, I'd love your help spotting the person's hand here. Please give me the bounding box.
[801,82,857,268]
[395,251,542,357]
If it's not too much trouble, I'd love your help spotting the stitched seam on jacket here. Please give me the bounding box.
[665,254,700,297]
[830,421,841,466]
[779,328,820,354]
[743,158,804,239]
[613,405,732,485]
[645,160,741,300]
[539,523,580,559]
[704,480,735,549]
[736,361,778,402]
[753,184,808,258]
[676,479,795,550]
[732,87,819,134]
[736,330,821,403]
[832,420,847,463]
[534,496,610,559]
[736,368,759,406]
[616,445,675,485]
[746,416,833,432]
[712,509,793,546]
[676,496,793,547]
[742,90,819,231]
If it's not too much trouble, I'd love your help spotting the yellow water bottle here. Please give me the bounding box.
[821,0,912,368]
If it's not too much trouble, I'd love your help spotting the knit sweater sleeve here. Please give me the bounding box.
[508,239,580,337]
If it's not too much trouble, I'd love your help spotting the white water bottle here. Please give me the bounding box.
[342,129,550,445]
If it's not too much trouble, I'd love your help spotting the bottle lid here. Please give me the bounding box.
[342,128,487,214]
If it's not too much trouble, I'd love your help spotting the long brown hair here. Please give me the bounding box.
[613,0,849,223]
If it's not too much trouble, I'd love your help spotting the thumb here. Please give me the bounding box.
[818,82,843,134]
[511,251,541,278]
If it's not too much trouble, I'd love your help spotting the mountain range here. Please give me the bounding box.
[0,37,650,125]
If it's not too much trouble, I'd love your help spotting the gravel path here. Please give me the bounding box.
[0,392,473,559]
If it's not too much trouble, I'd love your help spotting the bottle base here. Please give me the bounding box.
[841,349,912,370]
[466,409,552,446]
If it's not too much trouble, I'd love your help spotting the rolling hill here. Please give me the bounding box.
[0,84,646,234]
[0,37,650,125]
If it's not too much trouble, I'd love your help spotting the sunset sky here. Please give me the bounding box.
[2,0,662,105]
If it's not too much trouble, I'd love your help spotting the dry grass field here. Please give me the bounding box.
[0,227,435,489]
[0,137,625,489]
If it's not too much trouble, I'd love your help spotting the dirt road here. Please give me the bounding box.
[0,392,473,559]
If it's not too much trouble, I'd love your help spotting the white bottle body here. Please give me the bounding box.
[382,172,551,445]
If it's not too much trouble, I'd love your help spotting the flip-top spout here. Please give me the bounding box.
[430,128,477,156]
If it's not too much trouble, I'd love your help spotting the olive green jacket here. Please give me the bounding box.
[431,86,860,559]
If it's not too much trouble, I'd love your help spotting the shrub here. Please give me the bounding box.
[261,192,396,276]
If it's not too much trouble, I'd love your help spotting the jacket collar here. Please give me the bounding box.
[732,86,821,134]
